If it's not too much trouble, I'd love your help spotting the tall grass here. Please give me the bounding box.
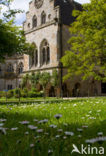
[0,97,106,156]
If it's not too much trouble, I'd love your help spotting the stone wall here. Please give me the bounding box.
[23,0,60,72]
[0,56,24,91]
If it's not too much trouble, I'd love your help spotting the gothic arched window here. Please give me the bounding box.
[35,49,38,66]
[28,23,30,28]
[41,11,46,25]
[30,43,38,67]
[47,46,50,63]
[7,64,14,72]
[40,39,50,66]
[42,48,46,64]
[31,52,35,66]
[32,15,37,28]
[18,62,24,74]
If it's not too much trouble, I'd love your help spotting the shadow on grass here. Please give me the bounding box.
[0,98,97,106]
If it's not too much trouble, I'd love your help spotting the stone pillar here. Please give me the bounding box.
[38,48,41,67]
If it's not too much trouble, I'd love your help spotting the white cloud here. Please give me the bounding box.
[10,0,31,26]
[75,0,90,4]
[10,0,31,12]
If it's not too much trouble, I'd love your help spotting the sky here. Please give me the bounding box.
[1,0,90,26]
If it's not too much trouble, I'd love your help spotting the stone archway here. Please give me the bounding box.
[62,83,68,97]
[49,86,55,97]
[72,83,80,97]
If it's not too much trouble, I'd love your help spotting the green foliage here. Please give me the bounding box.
[51,69,59,88]
[21,74,30,89]
[28,91,44,98]
[21,72,52,97]
[61,0,106,82]
[28,91,37,98]
[29,72,41,88]
[0,91,5,98]
[21,88,28,98]
[7,90,14,98]
[31,87,37,92]
[39,72,51,89]
[14,88,21,98]
[0,0,34,62]
[0,0,23,20]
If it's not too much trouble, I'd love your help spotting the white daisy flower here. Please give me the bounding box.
[64,131,74,136]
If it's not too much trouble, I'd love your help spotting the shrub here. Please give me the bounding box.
[21,88,28,98]
[0,91,5,98]
[7,90,14,98]
[28,91,37,98]
[37,91,44,97]
[14,88,21,98]
[31,87,37,92]
[28,90,44,98]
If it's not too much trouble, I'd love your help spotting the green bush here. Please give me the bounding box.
[31,87,37,92]
[14,88,21,98]
[28,91,37,98]
[28,91,44,98]
[21,88,28,98]
[37,91,44,97]
[7,90,14,98]
[0,91,5,98]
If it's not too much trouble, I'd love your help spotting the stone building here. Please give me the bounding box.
[0,0,106,96]
[0,54,24,91]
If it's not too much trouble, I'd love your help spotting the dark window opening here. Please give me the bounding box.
[7,85,12,90]
[28,23,30,28]
[32,52,35,66]
[41,11,46,24]
[47,47,50,63]
[32,15,37,28]
[42,48,46,64]
[35,50,38,66]
[7,64,14,72]
[62,84,68,97]
[49,86,55,97]
[72,83,80,97]
[40,40,50,66]
[18,63,23,74]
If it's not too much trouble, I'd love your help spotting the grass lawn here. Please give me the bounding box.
[0,97,106,156]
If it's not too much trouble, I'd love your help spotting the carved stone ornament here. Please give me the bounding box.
[35,0,44,9]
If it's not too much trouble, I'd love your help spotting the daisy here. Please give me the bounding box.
[54,114,62,119]
[36,129,43,133]
[49,124,57,128]
[28,125,37,130]
[11,127,18,131]
[64,131,74,136]
[19,121,30,125]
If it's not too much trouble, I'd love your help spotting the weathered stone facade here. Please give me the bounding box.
[0,0,106,96]
[0,55,24,91]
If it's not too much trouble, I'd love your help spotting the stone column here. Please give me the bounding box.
[38,48,41,67]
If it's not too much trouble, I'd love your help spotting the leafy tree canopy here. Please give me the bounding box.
[61,0,106,82]
[0,0,34,62]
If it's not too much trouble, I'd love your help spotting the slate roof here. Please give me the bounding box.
[54,0,82,25]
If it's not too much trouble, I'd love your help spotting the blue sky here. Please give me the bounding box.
[1,0,90,26]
